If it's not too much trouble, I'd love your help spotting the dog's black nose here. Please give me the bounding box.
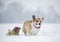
[39,23,41,25]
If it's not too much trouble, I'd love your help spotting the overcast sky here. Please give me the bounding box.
[0,0,60,23]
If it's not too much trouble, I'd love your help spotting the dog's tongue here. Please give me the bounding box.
[33,25,41,29]
[35,26,40,29]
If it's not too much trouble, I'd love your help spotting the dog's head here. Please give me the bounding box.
[32,15,44,29]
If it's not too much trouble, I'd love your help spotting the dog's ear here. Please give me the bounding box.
[42,17,44,20]
[32,15,36,21]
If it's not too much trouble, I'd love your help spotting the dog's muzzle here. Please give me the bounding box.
[33,24,41,29]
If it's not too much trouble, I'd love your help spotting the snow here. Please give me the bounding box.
[0,23,60,42]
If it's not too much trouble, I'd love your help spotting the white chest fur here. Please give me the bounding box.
[31,23,40,35]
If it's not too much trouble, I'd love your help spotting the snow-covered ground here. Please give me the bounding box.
[0,23,60,42]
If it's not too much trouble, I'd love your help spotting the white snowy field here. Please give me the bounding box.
[0,23,60,42]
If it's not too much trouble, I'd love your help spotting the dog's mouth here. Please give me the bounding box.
[33,24,41,29]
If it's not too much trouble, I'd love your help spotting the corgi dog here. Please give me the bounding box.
[7,27,21,35]
[22,15,44,36]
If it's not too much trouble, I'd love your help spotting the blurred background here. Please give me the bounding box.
[0,0,60,23]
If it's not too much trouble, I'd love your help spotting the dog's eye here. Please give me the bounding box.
[36,23,37,25]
